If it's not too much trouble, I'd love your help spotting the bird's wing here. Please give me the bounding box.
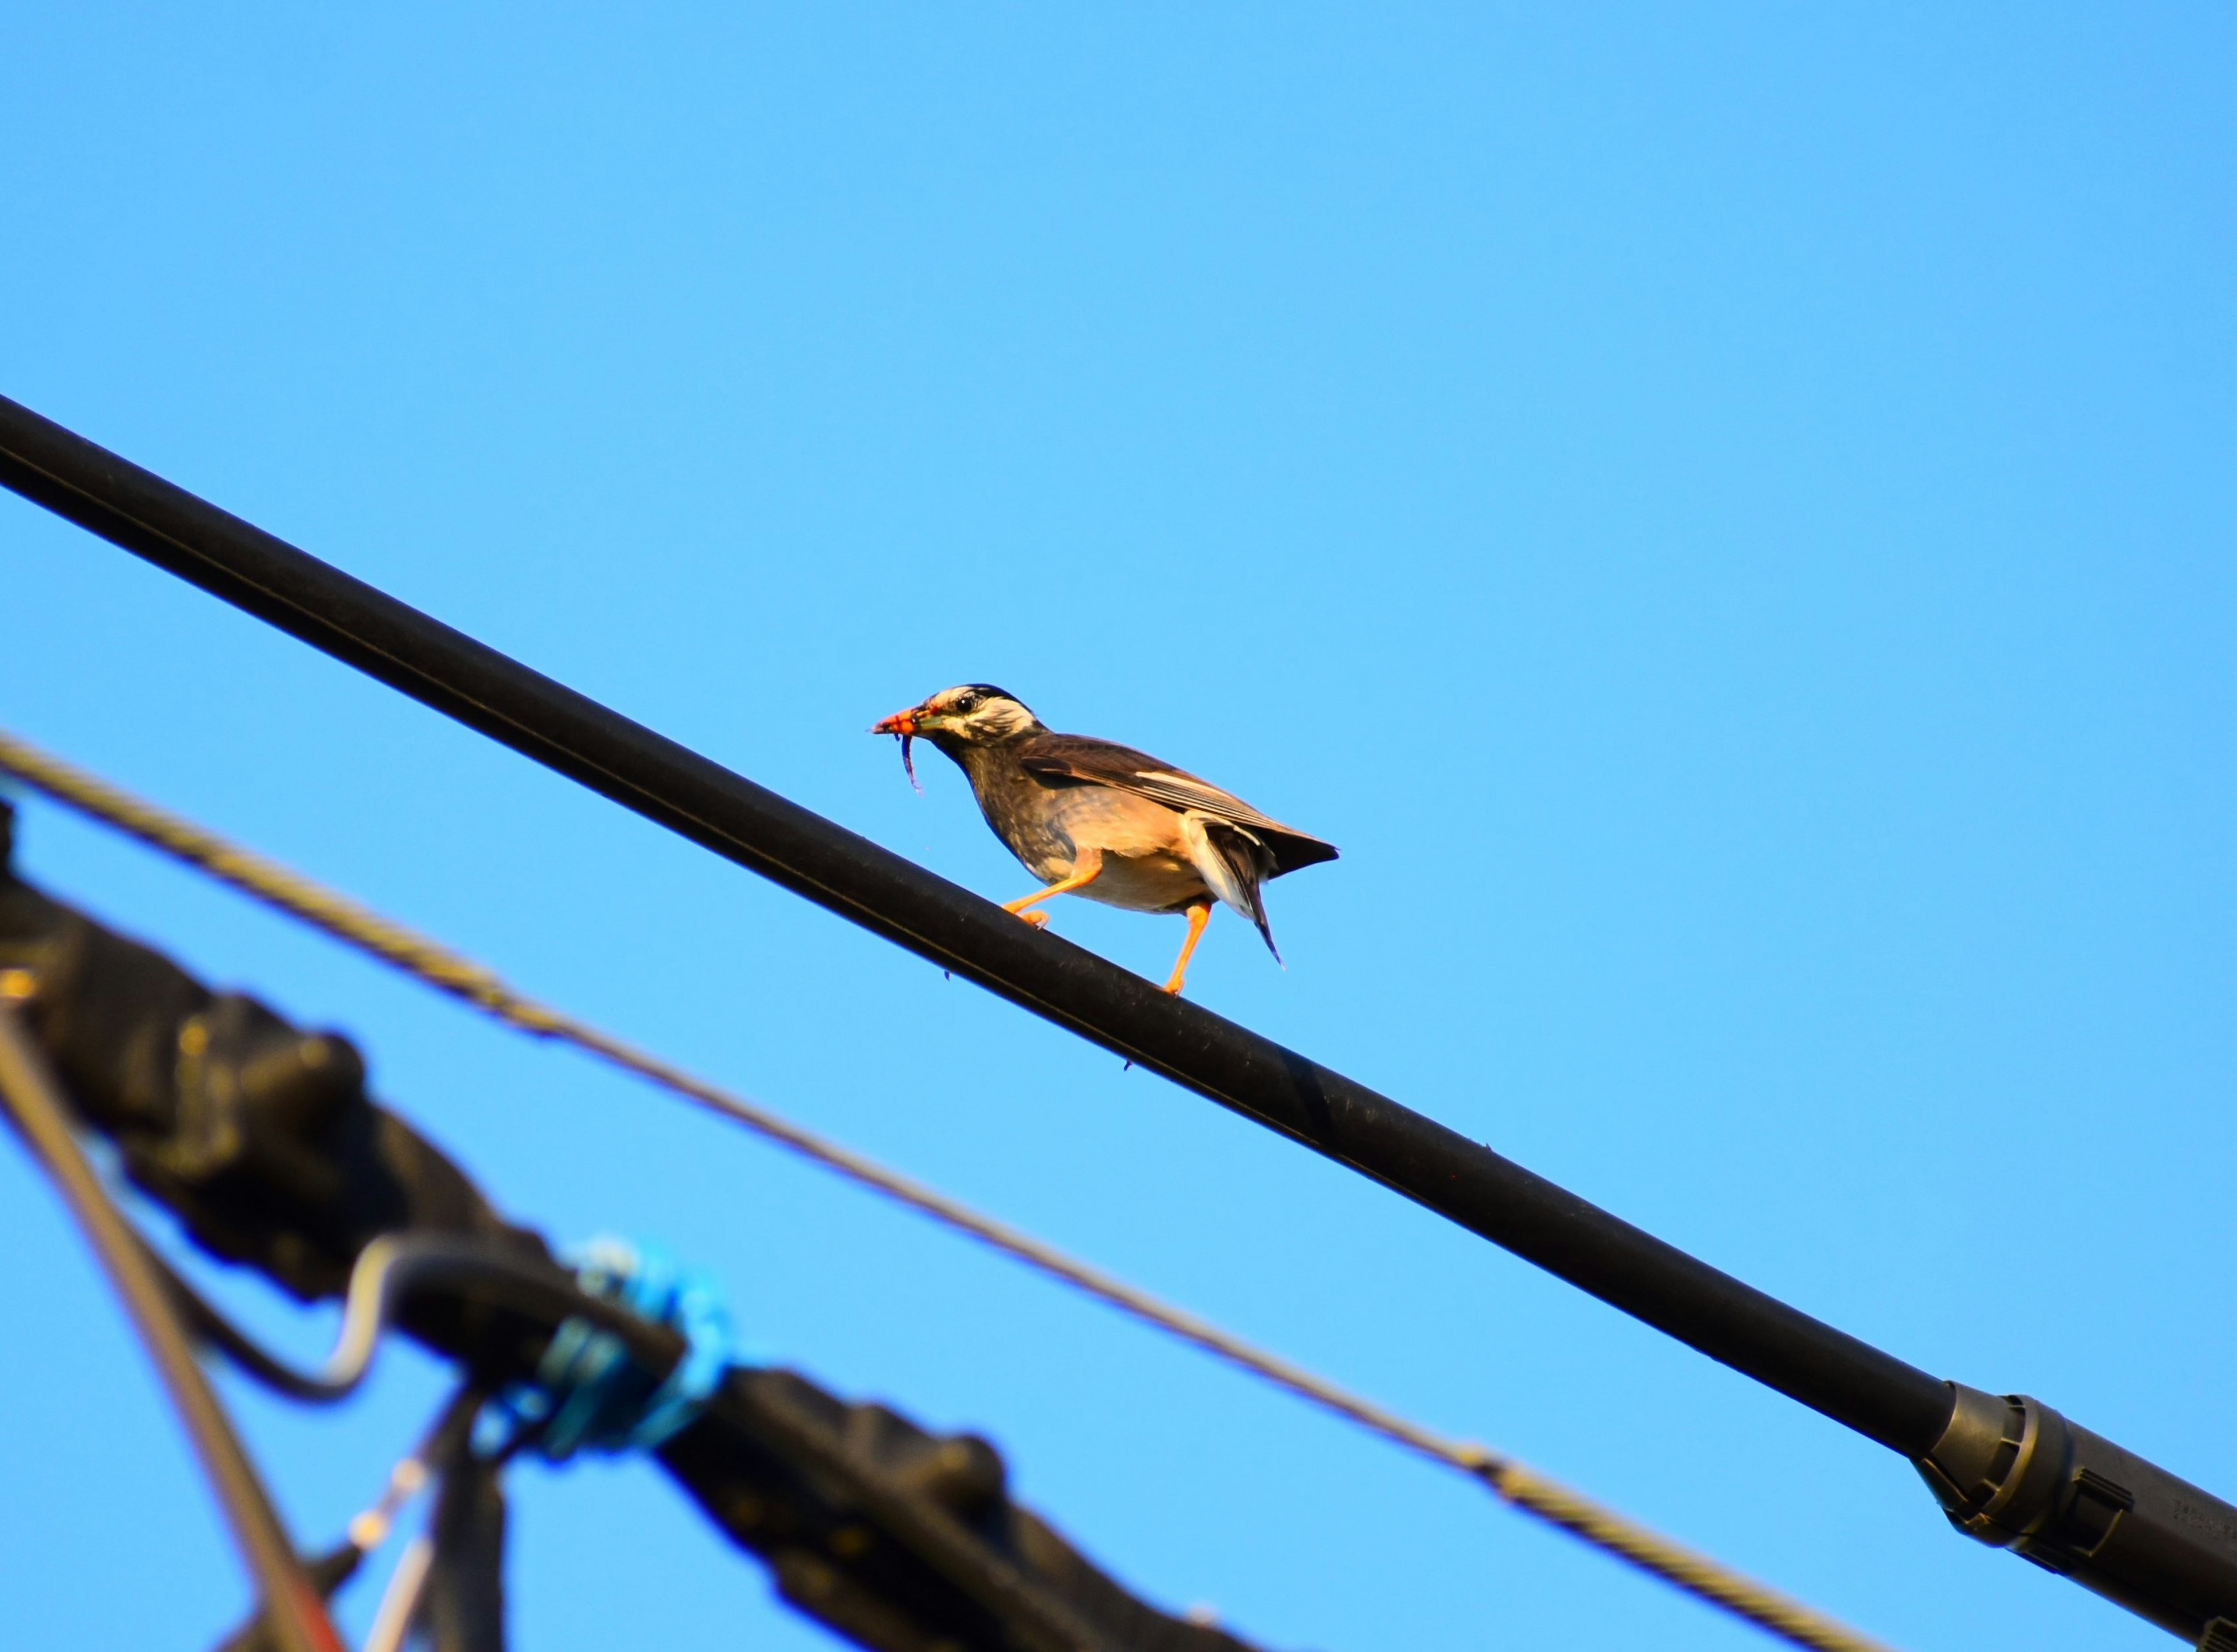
[1017,734,1339,877]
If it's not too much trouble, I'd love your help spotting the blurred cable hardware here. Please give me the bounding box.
[0,823,1265,1652]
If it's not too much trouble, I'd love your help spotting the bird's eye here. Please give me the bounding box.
[955,693,980,712]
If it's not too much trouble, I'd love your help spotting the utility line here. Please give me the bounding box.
[0,390,1955,1459]
[0,997,345,1652]
[0,724,1897,1652]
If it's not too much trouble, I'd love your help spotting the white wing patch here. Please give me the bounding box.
[1176,811,1281,958]
[1176,811,1250,913]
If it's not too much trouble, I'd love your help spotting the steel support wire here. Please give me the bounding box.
[0,1000,347,1652]
[11,396,2237,1644]
[0,728,1900,1652]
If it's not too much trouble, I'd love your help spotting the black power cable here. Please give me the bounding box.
[0,389,1945,1450]
[0,1000,345,1652]
[7,394,2237,1646]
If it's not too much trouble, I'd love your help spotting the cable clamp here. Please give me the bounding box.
[481,1235,732,1460]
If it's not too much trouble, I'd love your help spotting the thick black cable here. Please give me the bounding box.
[0,390,1953,1456]
[0,1001,344,1652]
[305,1240,1112,1652]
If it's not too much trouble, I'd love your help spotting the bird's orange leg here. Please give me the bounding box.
[1161,901,1213,994]
[1003,850,1103,929]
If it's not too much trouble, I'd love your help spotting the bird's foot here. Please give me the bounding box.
[1017,909,1051,929]
[1159,900,1212,996]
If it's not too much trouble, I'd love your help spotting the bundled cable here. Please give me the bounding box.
[0,830,1265,1652]
[481,1235,733,1460]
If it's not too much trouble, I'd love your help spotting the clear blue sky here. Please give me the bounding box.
[3,6,2232,1650]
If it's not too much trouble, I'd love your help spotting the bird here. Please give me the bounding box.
[870,685,1337,996]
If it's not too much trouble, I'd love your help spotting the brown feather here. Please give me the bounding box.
[1015,733,1338,878]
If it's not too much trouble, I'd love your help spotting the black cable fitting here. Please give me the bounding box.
[7,396,2237,1644]
[1915,1386,2237,1646]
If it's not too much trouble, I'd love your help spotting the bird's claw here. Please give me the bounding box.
[1017,909,1050,929]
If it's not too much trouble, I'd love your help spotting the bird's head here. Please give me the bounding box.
[872,687,1042,789]
[871,684,1042,750]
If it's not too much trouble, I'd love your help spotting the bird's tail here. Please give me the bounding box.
[1181,814,1283,963]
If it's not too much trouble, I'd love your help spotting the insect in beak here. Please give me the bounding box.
[869,708,924,793]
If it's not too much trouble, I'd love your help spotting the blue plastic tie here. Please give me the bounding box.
[481,1235,733,1461]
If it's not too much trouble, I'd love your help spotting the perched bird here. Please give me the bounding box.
[870,685,1337,995]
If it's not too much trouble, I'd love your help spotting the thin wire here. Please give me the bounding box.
[147,1227,687,1407]
[348,1382,485,1555]
[0,725,1899,1652]
[359,1534,435,1652]
[139,1232,365,1404]
[0,999,347,1652]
